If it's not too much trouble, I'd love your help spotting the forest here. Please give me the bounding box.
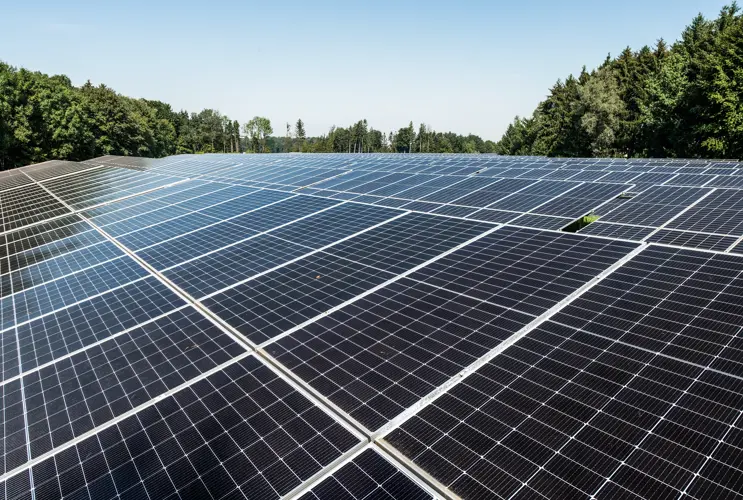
[494,3,743,159]
[0,63,495,169]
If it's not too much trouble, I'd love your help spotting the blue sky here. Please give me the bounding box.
[0,0,729,140]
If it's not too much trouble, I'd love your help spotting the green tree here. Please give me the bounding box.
[294,118,306,151]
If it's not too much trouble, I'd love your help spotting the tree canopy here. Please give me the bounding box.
[495,3,743,159]
[0,58,498,169]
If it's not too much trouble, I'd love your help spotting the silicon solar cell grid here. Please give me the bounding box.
[429,205,480,217]
[203,251,397,345]
[554,246,743,376]
[408,226,638,316]
[0,184,70,231]
[647,229,738,251]
[114,211,216,251]
[0,172,33,191]
[382,243,743,499]
[595,171,641,183]
[3,215,88,255]
[194,189,291,219]
[664,173,715,187]
[2,255,151,330]
[567,170,611,182]
[265,277,535,431]
[466,180,535,200]
[397,200,443,213]
[384,314,743,499]
[341,173,419,195]
[163,233,310,298]
[20,307,247,462]
[578,221,657,240]
[136,219,259,270]
[363,174,436,197]
[11,277,186,381]
[539,169,579,180]
[0,355,361,500]
[387,175,465,200]
[509,214,572,230]
[4,226,104,275]
[529,182,631,218]
[484,180,579,212]
[7,241,123,296]
[22,161,100,181]
[418,177,501,203]
[665,188,743,236]
[300,449,430,500]
[224,195,340,232]
[42,168,182,210]
[266,203,402,250]
[705,173,743,187]
[322,212,494,274]
[595,185,711,226]
[465,208,520,224]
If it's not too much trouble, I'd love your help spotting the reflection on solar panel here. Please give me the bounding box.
[2,153,743,499]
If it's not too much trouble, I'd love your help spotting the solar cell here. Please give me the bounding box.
[578,221,657,240]
[266,203,403,250]
[20,307,247,462]
[1,184,70,231]
[324,212,494,274]
[4,226,105,275]
[164,234,310,298]
[203,251,396,345]
[665,188,743,236]
[529,182,630,218]
[408,226,638,315]
[0,172,33,191]
[266,277,534,431]
[3,256,151,330]
[382,245,743,499]
[485,180,579,212]
[0,355,362,500]
[22,161,101,182]
[7,241,123,296]
[300,448,431,500]
[465,208,519,224]
[647,229,738,251]
[509,213,572,230]
[11,278,186,381]
[595,185,711,226]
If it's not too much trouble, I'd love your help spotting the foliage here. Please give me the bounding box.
[0,62,500,167]
[495,3,743,159]
[0,64,244,169]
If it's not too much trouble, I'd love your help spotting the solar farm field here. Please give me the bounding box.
[1,153,743,499]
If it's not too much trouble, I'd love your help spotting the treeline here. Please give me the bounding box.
[495,3,743,159]
[273,119,497,154]
[0,62,495,169]
[0,62,250,169]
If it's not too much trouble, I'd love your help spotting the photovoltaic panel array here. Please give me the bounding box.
[1,152,743,499]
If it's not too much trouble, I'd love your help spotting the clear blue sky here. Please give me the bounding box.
[0,0,729,140]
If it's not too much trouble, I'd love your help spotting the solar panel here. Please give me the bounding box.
[2,153,743,500]
[529,182,630,218]
[5,355,362,500]
[665,188,743,236]
[300,448,431,499]
[578,221,657,240]
[595,185,711,226]
[647,229,738,251]
[383,247,743,499]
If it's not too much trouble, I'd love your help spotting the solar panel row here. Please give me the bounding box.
[0,153,743,500]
